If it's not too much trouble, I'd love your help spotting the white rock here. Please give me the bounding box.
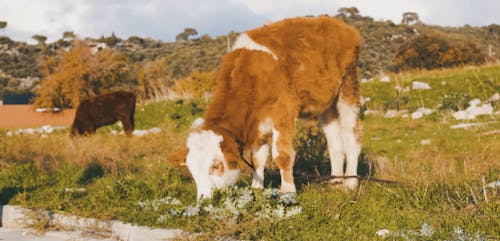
[395,85,410,92]
[132,130,149,136]
[469,98,481,107]
[420,139,432,145]
[41,125,53,133]
[487,181,500,188]
[411,111,424,119]
[191,117,205,129]
[148,127,162,134]
[453,103,493,120]
[376,229,390,237]
[412,81,431,90]
[380,75,391,83]
[488,92,499,102]
[364,110,383,116]
[384,110,400,118]
[450,121,497,129]
[411,107,435,119]
[384,110,408,118]
[6,131,13,137]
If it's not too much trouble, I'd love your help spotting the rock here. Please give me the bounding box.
[132,130,149,136]
[411,107,434,119]
[420,139,431,145]
[384,110,408,118]
[376,229,390,237]
[488,93,499,103]
[395,85,410,92]
[363,110,383,116]
[453,103,493,120]
[148,127,162,134]
[380,75,390,83]
[451,121,497,129]
[411,111,424,119]
[412,81,431,90]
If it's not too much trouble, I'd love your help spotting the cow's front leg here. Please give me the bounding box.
[272,125,296,193]
[251,144,269,189]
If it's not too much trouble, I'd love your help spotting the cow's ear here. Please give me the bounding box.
[167,148,188,167]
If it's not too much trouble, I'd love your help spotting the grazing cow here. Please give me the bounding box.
[71,91,136,136]
[169,16,362,199]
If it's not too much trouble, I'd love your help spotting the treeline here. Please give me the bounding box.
[0,8,498,107]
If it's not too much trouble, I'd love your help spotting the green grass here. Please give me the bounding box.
[1,65,499,240]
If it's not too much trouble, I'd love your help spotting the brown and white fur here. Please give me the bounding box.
[169,16,362,199]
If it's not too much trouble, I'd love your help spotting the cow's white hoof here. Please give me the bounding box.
[280,181,297,193]
[330,177,343,186]
[251,180,264,189]
[343,177,359,190]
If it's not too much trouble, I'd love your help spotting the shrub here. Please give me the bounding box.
[169,70,216,98]
[394,33,487,71]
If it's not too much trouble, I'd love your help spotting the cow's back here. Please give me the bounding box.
[247,16,361,116]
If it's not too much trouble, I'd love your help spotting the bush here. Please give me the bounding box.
[394,33,487,71]
[169,70,216,98]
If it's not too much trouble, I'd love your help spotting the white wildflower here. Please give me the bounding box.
[183,204,200,217]
[419,222,434,237]
[263,188,280,199]
[274,204,286,219]
[236,187,254,209]
[285,206,303,218]
[278,193,298,205]
[157,214,167,223]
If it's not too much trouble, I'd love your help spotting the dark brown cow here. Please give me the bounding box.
[71,91,136,136]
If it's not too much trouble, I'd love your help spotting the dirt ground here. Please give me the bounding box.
[0,105,75,129]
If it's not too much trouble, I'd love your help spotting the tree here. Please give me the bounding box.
[337,7,360,17]
[0,21,7,31]
[62,31,75,40]
[34,39,129,108]
[401,12,420,25]
[176,28,198,42]
[32,34,47,45]
[98,32,120,47]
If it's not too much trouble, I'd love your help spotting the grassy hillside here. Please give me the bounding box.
[1,11,498,100]
[0,65,499,240]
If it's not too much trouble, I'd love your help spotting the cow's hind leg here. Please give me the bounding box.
[338,98,362,190]
[321,110,344,186]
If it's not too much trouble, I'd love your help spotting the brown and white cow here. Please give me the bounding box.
[169,16,362,199]
[71,91,136,136]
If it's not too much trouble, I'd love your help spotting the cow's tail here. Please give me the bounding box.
[339,45,360,106]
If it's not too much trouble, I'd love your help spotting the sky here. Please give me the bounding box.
[0,0,499,44]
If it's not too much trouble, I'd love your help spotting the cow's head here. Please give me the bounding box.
[168,118,242,199]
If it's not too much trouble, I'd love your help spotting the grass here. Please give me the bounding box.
[1,65,499,240]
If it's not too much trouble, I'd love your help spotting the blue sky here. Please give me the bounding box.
[0,0,499,43]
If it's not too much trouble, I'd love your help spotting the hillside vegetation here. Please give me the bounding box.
[0,8,498,106]
[0,64,498,240]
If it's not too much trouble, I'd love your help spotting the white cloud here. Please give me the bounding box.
[0,0,498,43]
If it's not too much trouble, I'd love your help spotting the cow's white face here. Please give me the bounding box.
[186,130,241,199]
